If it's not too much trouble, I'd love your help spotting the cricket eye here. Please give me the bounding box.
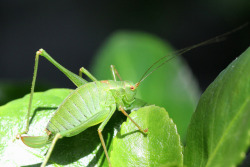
[130,86,135,91]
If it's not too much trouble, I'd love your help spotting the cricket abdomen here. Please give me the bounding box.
[46,81,115,136]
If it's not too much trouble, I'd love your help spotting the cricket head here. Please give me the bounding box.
[123,81,138,105]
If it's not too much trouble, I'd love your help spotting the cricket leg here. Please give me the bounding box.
[110,65,123,81]
[17,52,40,137]
[119,106,148,135]
[97,105,116,167]
[41,133,62,167]
[38,49,87,87]
[79,67,97,81]
[17,49,86,138]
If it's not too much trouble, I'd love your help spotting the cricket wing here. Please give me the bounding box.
[21,135,50,148]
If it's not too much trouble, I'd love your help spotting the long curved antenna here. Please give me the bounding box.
[136,23,248,87]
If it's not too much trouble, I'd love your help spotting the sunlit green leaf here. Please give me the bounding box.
[0,89,118,167]
[184,47,250,167]
[110,105,183,167]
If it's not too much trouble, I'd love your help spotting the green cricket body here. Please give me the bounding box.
[47,80,136,137]
[21,80,137,147]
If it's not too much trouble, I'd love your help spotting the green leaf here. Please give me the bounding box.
[91,31,201,142]
[110,105,183,167]
[0,88,125,167]
[0,89,69,166]
[184,47,250,167]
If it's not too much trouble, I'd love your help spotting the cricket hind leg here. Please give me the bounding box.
[110,65,123,81]
[17,49,87,137]
[37,49,88,87]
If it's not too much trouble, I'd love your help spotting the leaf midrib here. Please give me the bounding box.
[205,97,250,167]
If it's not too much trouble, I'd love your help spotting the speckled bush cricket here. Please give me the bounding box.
[16,24,246,167]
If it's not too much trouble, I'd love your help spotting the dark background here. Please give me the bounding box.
[0,1,249,90]
[0,0,249,166]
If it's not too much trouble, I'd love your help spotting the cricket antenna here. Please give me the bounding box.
[135,23,248,88]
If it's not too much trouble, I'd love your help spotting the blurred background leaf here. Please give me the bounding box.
[91,31,201,142]
[0,81,51,106]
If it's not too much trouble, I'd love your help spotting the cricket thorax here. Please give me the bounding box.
[100,80,137,106]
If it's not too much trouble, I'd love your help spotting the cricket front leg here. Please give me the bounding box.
[119,106,148,135]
